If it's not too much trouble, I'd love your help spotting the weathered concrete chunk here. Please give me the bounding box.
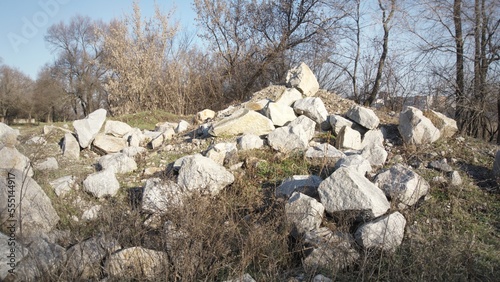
[318,167,390,218]
[355,212,406,251]
[83,169,120,198]
[237,134,264,150]
[374,164,430,208]
[286,192,325,234]
[424,110,458,138]
[276,88,303,106]
[73,108,107,148]
[177,154,235,196]
[92,133,127,154]
[399,106,440,145]
[104,120,133,137]
[0,169,60,238]
[346,105,380,130]
[142,178,184,214]
[336,126,362,150]
[98,153,137,174]
[105,247,168,279]
[210,109,275,137]
[276,175,323,198]
[293,97,328,128]
[334,154,372,176]
[50,175,77,197]
[265,102,297,127]
[286,62,319,97]
[62,133,80,159]
[268,125,309,153]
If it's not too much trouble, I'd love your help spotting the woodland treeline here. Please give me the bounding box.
[0,0,499,141]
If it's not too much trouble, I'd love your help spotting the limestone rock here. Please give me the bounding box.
[265,102,297,127]
[288,115,316,141]
[104,120,133,137]
[286,192,325,234]
[328,114,354,135]
[398,106,440,145]
[361,144,388,167]
[305,142,345,165]
[175,119,190,133]
[346,105,380,130]
[237,134,264,150]
[361,129,384,148]
[267,125,309,153]
[318,167,390,218]
[276,88,303,106]
[210,109,275,137]
[105,247,168,279]
[205,142,238,166]
[0,232,28,281]
[98,153,137,174]
[49,175,77,197]
[83,169,120,198]
[374,164,430,208]
[92,133,127,154]
[428,158,453,173]
[286,62,319,97]
[334,154,372,176]
[196,109,216,123]
[0,122,19,149]
[293,97,328,128]
[121,146,146,158]
[0,147,33,177]
[355,212,406,251]
[34,157,59,171]
[0,169,60,238]
[177,154,235,196]
[82,205,101,221]
[424,110,458,138]
[276,175,323,198]
[336,126,362,150]
[142,178,184,214]
[73,108,107,148]
[62,133,80,159]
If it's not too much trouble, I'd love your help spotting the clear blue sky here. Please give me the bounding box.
[0,0,198,80]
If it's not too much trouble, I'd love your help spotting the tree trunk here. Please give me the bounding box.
[453,0,465,131]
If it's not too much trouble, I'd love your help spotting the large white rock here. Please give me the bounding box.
[104,120,133,137]
[92,134,127,154]
[424,110,458,139]
[267,125,309,153]
[98,153,137,174]
[0,122,19,149]
[276,88,303,106]
[62,133,80,159]
[335,126,362,150]
[196,109,216,123]
[328,115,354,135]
[288,115,316,141]
[142,178,184,214]
[346,105,380,130]
[286,62,320,97]
[204,142,238,166]
[355,212,406,251]
[334,154,372,176]
[293,97,328,128]
[398,106,440,145]
[361,129,384,148]
[210,109,275,136]
[105,247,167,280]
[361,144,388,167]
[285,192,325,234]
[237,134,264,150]
[265,102,297,127]
[177,154,235,196]
[0,147,33,177]
[374,164,430,208]
[83,169,120,198]
[276,175,323,198]
[0,169,60,238]
[318,167,390,218]
[305,142,345,164]
[175,120,190,133]
[73,108,107,148]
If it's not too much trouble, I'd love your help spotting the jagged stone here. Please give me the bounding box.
[334,154,372,176]
[0,169,60,238]
[265,102,297,127]
[424,110,458,138]
[26,136,46,145]
[276,175,323,198]
[328,114,354,135]
[336,126,362,150]
[205,142,238,166]
[210,109,275,137]
[305,142,345,164]
[0,122,19,149]
[245,99,270,111]
[276,88,303,106]
[237,134,264,150]
[346,105,380,130]
[288,115,316,141]
[361,129,384,148]
[104,120,133,137]
[450,170,463,186]
[73,108,107,148]
[62,133,80,159]
[286,62,319,97]
[374,164,430,208]
[142,178,184,214]
[98,153,137,174]
[428,158,453,173]
[83,169,120,198]
[286,192,325,234]
[82,205,101,221]
[0,232,28,281]
[149,134,165,149]
[318,167,390,218]
[196,109,216,123]
[361,144,388,167]
[175,120,190,133]
[0,147,33,177]
[34,157,59,171]
[92,133,127,154]
[293,97,328,128]
[177,154,235,196]
[398,106,440,145]
[105,247,168,279]
[121,146,146,157]
[155,121,177,133]
[355,212,406,251]
[267,125,309,153]
[49,175,77,197]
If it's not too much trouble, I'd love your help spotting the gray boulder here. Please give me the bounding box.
[104,120,133,137]
[142,178,184,214]
[346,105,380,130]
[276,175,323,198]
[14,237,66,281]
[92,133,127,154]
[73,108,107,148]
[361,129,384,148]
[177,154,235,196]
[237,134,264,150]
[98,153,137,174]
[328,115,354,135]
[398,106,440,145]
[105,247,168,280]
[374,164,430,208]
[267,125,309,153]
[286,62,319,97]
[62,133,80,159]
[210,109,275,136]
[83,169,120,198]
[355,212,406,251]
[361,144,388,167]
[318,167,390,218]
[293,97,328,128]
[0,232,28,281]
[286,192,325,234]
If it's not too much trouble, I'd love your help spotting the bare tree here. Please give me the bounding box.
[0,65,34,123]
